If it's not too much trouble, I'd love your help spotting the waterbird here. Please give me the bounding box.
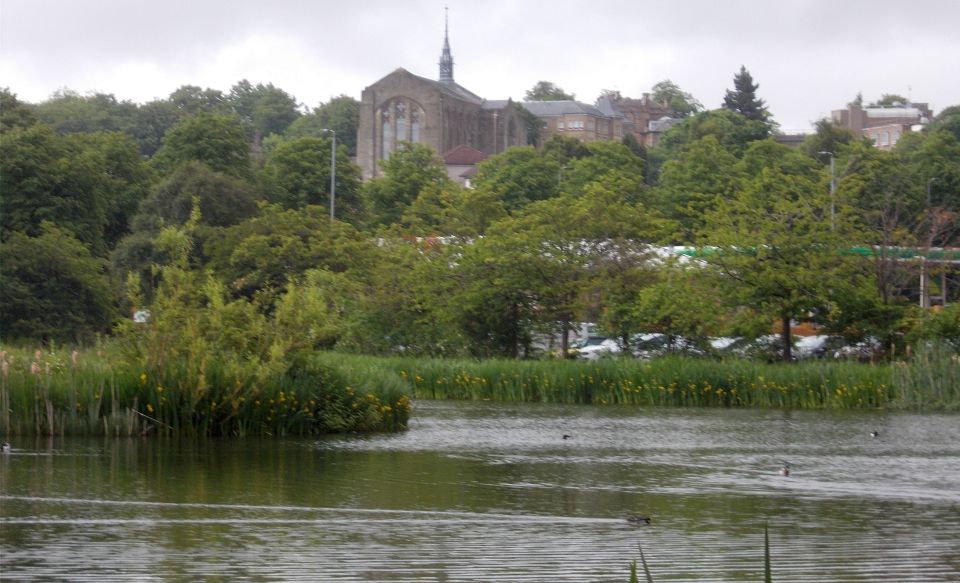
[626,514,651,525]
[1,442,10,453]
[562,434,572,440]
[779,462,791,477]
[870,430,880,438]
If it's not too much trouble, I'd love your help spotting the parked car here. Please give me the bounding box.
[632,333,706,359]
[573,336,621,360]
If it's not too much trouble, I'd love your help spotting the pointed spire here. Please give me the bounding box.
[439,6,454,84]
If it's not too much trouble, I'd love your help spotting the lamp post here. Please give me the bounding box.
[322,128,336,220]
[818,151,835,230]
[927,176,937,206]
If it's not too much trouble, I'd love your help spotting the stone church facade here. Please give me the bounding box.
[357,23,526,180]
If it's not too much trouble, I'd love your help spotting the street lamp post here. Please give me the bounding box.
[322,129,336,220]
[818,151,836,230]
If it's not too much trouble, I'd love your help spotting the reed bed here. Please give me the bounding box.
[0,346,411,437]
[324,353,902,409]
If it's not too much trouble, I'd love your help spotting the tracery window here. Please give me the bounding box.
[377,97,426,160]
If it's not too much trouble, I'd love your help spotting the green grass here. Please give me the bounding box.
[0,346,411,437]
[324,353,899,409]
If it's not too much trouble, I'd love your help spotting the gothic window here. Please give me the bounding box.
[378,98,426,160]
[381,109,393,160]
[411,109,420,142]
[396,102,407,142]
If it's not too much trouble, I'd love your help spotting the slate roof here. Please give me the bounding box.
[521,100,609,118]
[379,68,484,104]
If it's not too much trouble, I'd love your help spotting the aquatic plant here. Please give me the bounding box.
[325,353,905,409]
[0,346,410,437]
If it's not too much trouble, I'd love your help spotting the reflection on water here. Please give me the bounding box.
[2,402,959,581]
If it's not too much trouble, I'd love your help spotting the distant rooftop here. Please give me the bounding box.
[522,100,608,118]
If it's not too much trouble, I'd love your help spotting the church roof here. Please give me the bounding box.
[482,99,512,109]
[382,67,482,104]
[522,100,609,118]
[443,145,488,165]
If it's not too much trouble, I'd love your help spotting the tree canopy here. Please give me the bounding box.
[525,81,575,101]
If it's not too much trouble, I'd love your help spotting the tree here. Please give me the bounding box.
[228,79,300,147]
[869,94,909,108]
[655,135,740,243]
[0,124,109,254]
[561,140,646,201]
[134,161,259,231]
[204,205,377,304]
[262,136,362,220]
[516,104,546,146]
[64,132,155,249]
[1,88,37,131]
[33,89,138,135]
[168,85,228,116]
[0,224,116,342]
[800,118,862,160]
[525,81,575,101]
[722,65,770,123]
[152,113,251,178]
[698,140,859,361]
[282,95,360,157]
[361,142,450,227]
[651,80,703,118]
[471,146,561,213]
[652,109,771,170]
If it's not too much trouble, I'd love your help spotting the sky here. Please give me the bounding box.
[2,0,958,134]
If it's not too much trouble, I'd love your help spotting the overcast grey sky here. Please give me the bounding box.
[2,0,957,133]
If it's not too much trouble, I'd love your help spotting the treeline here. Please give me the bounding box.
[2,79,960,362]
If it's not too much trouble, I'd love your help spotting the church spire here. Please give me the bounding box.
[438,6,454,84]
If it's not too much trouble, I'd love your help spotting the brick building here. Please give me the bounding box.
[831,102,933,150]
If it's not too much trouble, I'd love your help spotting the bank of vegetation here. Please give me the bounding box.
[2,79,960,434]
[323,349,958,410]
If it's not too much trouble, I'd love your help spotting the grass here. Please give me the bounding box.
[324,353,900,409]
[0,346,411,437]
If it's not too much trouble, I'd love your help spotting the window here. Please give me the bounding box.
[377,98,426,159]
[558,120,565,129]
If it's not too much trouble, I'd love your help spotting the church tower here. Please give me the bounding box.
[438,7,454,84]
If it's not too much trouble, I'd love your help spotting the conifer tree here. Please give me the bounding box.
[723,65,769,123]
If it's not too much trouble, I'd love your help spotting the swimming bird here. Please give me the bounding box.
[626,514,651,525]
[1,442,10,453]
[562,434,572,440]
[870,430,880,438]
[779,462,791,477]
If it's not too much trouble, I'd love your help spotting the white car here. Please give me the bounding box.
[575,336,621,360]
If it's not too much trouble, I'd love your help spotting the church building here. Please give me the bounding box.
[356,17,527,180]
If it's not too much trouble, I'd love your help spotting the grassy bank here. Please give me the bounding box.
[0,346,411,437]
[324,353,921,409]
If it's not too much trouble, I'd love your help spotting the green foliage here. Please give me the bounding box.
[331,353,897,408]
[869,94,908,108]
[228,79,300,144]
[698,140,860,360]
[286,94,361,156]
[524,80,575,101]
[1,88,38,131]
[134,161,259,230]
[800,119,861,160]
[204,204,378,304]
[152,112,251,178]
[0,224,116,343]
[654,109,771,164]
[722,65,771,124]
[362,142,450,226]
[655,135,740,242]
[262,136,362,219]
[651,79,703,118]
[0,123,111,254]
[33,89,139,135]
[472,146,561,212]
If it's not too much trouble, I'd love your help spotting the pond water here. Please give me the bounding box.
[1,401,959,582]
